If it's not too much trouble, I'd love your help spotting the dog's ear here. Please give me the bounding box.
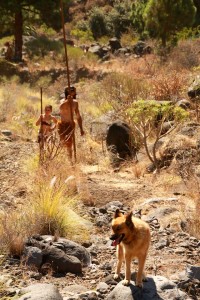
[114,209,123,218]
[125,212,134,229]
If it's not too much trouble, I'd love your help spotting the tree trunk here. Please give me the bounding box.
[14,7,23,61]
[161,35,166,48]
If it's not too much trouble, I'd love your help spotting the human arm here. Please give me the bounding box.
[51,116,58,124]
[35,115,42,126]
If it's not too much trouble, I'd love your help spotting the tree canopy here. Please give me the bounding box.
[0,0,70,60]
[143,0,197,47]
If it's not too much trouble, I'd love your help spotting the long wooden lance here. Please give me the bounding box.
[40,87,44,161]
[59,0,76,161]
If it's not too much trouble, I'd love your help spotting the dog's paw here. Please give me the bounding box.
[113,274,119,280]
[135,281,143,288]
[122,279,130,286]
[142,276,148,282]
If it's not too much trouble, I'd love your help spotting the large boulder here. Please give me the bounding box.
[107,276,188,300]
[188,76,200,99]
[24,235,91,274]
[18,283,63,300]
[133,41,152,56]
[106,121,137,168]
[53,237,91,266]
[42,245,82,274]
[23,246,43,268]
[109,38,121,53]
[88,44,104,58]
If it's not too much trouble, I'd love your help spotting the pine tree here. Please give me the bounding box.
[0,0,70,61]
[143,0,196,47]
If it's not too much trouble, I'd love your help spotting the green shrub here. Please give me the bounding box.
[26,36,63,58]
[89,7,108,39]
[106,2,132,38]
[70,28,94,44]
[177,26,200,41]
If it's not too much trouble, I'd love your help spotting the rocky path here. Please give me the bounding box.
[0,139,37,210]
[0,140,199,300]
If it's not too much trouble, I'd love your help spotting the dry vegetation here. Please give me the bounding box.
[0,34,200,258]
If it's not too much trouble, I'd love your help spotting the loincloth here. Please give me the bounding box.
[58,121,75,143]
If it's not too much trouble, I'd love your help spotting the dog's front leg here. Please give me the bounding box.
[114,244,123,280]
[122,253,132,286]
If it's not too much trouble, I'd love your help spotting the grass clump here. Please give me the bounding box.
[0,153,92,256]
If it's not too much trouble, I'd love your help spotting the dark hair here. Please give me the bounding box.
[45,105,52,111]
[64,86,76,99]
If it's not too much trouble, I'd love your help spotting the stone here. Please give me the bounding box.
[186,265,200,280]
[107,276,181,300]
[40,236,91,267]
[42,246,82,274]
[18,283,63,300]
[96,282,109,294]
[22,246,43,268]
[1,130,12,136]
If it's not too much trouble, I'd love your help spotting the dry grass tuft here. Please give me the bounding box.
[183,178,200,239]
[131,161,146,179]
[150,70,187,101]
[0,151,92,255]
[169,39,200,70]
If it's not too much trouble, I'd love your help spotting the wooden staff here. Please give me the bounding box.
[40,87,44,161]
[59,0,76,161]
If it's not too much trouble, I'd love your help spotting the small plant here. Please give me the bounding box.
[0,149,91,256]
[26,36,63,59]
[150,71,187,101]
[70,28,94,44]
[126,100,189,170]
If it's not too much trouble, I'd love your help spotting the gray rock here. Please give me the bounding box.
[186,265,200,280]
[155,238,169,250]
[22,246,43,268]
[53,237,91,266]
[42,246,82,274]
[29,235,91,267]
[146,207,177,220]
[63,285,88,294]
[162,289,189,299]
[141,198,177,206]
[107,279,158,300]
[18,283,63,300]
[176,99,191,110]
[88,45,104,58]
[96,282,109,294]
[109,38,121,53]
[1,130,12,136]
[107,276,181,300]
[154,276,176,291]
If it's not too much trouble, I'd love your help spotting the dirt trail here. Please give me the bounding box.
[81,164,178,208]
[0,140,199,300]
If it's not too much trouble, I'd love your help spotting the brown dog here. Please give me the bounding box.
[110,209,150,287]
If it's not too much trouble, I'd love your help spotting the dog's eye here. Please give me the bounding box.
[116,226,121,231]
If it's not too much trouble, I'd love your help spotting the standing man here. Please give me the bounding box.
[58,88,84,159]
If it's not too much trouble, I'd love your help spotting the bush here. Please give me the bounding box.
[70,28,94,44]
[106,1,132,38]
[169,39,200,70]
[0,154,91,255]
[89,7,108,39]
[96,72,149,116]
[26,36,63,58]
[150,71,188,101]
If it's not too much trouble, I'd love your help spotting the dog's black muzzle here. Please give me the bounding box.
[110,233,119,241]
[110,233,125,246]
